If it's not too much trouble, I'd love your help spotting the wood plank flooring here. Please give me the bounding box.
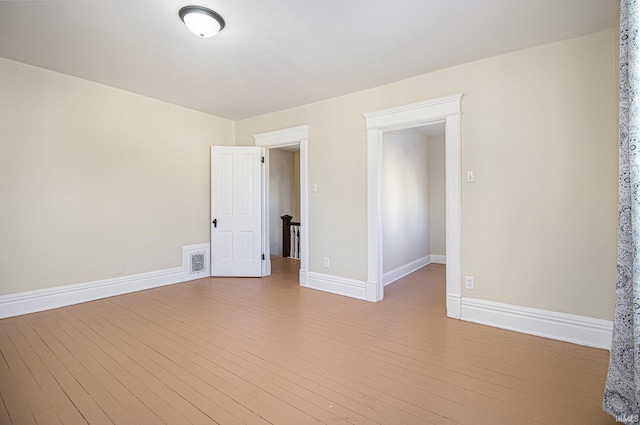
[0,257,616,424]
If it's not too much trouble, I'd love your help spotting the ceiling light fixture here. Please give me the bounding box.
[179,6,225,38]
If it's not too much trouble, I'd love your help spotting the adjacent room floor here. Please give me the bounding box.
[0,257,615,424]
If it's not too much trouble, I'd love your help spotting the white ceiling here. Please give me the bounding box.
[0,0,618,121]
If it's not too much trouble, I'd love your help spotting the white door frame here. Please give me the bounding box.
[253,125,309,286]
[363,95,462,318]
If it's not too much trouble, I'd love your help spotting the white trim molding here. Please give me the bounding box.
[364,94,463,320]
[253,125,309,147]
[254,125,309,282]
[430,254,446,264]
[383,255,431,286]
[461,297,613,349]
[299,269,308,287]
[364,94,463,130]
[305,271,371,301]
[0,243,211,319]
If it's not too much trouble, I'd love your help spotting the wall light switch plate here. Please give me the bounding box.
[467,171,475,183]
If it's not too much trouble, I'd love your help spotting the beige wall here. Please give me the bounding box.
[0,29,619,321]
[0,57,234,296]
[235,29,618,320]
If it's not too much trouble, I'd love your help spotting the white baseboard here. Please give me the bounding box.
[299,269,308,287]
[383,255,431,286]
[460,297,613,349]
[431,254,446,264]
[305,271,368,301]
[0,244,211,319]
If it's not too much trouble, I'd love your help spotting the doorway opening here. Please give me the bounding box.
[382,123,446,287]
[254,125,309,287]
[364,95,462,318]
[268,145,301,264]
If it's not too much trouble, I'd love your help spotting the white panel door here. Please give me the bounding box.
[211,146,263,277]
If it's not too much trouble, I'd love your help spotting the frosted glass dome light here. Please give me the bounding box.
[179,6,225,38]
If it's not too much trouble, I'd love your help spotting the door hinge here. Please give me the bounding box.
[262,254,265,260]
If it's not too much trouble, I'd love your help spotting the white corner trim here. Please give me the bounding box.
[0,243,211,319]
[305,272,368,301]
[299,269,308,287]
[461,297,613,350]
[430,254,446,264]
[383,255,431,286]
[447,293,462,319]
[365,281,378,302]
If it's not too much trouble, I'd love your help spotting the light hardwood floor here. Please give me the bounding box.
[1,257,616,424]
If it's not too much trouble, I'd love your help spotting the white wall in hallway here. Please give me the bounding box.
[382,129,431,273]
[269,148,299,256]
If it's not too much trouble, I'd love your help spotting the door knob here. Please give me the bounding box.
[212,218,217,228]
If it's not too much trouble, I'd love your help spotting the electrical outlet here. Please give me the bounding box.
[117,264,124,274]
[323,258,330,268]
[465,276,475,290]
